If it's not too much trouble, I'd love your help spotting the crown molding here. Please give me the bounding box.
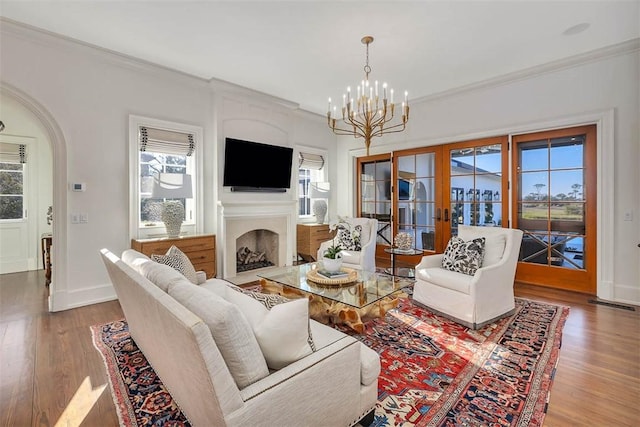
[414,38,640,103]
[0,17,210,89]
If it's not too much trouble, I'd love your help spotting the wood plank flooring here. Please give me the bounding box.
[1,268,638,426]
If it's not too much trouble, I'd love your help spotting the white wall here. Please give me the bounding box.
[335,41,640,304]
[1,20,636,308]
[0,21,333,310]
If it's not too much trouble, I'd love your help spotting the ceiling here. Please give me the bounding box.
[1,1,638,115]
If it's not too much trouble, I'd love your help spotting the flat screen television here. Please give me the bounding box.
[223,137,293,192]
[398,179,413,200]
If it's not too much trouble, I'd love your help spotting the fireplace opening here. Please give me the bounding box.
[236,229,278,273]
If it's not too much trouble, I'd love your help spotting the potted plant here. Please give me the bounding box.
[322,240,343,272]
[322,217,349,272]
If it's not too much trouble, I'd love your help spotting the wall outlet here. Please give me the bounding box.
[624,210,633,221]
[71,213,79,224]
[80,213,89,223]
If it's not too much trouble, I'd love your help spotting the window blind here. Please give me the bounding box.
[0,143,26,164]
[139,126,195,156]
[298,152,324,170]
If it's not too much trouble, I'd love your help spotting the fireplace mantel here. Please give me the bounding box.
[217,200,297,281]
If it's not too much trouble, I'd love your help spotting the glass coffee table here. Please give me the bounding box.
[258,263,413,332]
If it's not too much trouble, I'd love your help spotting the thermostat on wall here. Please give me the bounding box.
[72,183,86,192]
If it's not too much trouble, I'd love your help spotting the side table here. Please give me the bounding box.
[383,247,423,278]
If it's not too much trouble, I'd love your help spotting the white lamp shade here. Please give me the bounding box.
[152,173,193,199]
[309,182,331,199]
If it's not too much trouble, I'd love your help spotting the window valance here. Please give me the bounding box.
[139,126,195,156]
[298,152,325,170]
[0,143,26,164]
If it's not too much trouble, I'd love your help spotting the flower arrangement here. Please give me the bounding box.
[324,219,343,260]
[324,216,361,259]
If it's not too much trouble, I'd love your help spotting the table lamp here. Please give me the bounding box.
[309,182,331,224]
[152,173,193,237]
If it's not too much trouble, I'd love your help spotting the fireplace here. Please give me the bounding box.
[236,229,277,272]
[218,200,296,281]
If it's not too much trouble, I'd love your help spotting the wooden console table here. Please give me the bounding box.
[296,223,335,262]
[131,234,216,278]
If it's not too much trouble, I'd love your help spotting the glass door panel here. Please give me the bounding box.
[357,154,392,246]
[393,149,441,253]
[513,125,596,293]
[446,139,506,240]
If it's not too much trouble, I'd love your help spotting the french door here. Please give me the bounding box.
[358,135,508,256]
[512,125,597,293]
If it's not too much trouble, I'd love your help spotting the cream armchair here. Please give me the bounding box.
[317,217,378,272]
[413,225,523,329]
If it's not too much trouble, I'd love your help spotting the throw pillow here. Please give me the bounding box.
[151,245,198,285]
[441,236,486,276]
[227,284,316,352]
[227,284,291,309]
[225,289,314,370]
[337,224,363,251]
[168,281,270,389]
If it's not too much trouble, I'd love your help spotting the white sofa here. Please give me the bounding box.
[413,225,523,329]
[317,218,378,272]
[100,248,380,427]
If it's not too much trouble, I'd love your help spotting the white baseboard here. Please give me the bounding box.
[613,283,640,306]
[50,283,117,312]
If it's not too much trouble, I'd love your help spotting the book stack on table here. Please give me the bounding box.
[317,269,349,279]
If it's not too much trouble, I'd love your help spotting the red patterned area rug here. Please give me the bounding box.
[91,297,568,427]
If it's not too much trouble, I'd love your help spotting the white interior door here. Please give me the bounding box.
[0,136,37,274]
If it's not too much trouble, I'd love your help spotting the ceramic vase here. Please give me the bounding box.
[322,255,343,273]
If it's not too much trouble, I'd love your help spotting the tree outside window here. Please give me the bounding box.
[0,162,23,220]
[139,152,189,225]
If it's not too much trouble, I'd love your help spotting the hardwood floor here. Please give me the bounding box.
[1,269,638,426]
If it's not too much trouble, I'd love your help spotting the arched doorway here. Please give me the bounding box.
[1,82,68,312]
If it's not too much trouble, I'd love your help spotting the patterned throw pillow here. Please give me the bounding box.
[441,236,486,276]
[227,284,316,352]
[337,224,363,251]
[151,245,199,284]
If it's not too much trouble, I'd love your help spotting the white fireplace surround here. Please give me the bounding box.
[217,200,296,280]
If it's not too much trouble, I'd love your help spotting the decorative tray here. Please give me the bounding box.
[306,267,358,286]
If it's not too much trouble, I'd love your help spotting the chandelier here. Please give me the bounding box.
[327,36,409,155]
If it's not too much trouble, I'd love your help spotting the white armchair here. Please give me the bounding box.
[413,225,523,329]
[317,217,378,272]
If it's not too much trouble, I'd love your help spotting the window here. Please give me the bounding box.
[0,143,26,220]
[298,149,327,218]
[129,116,202,238]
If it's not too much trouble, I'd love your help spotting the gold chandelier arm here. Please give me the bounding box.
[370,122,407,138]
[330,122,366,139]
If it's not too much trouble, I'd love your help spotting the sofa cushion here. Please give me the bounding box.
[168,281,270,389]
[121,249,153,273]
[481,234,506,267]
[225,289,314,370]
[122,249,187,293]
[416,266,474,294]
[441,236,485,276]
[227,284,291,309]
[459,228,507,268]
[339,250,362,266]
[151,245,199,284]
[359,343,381,386]
[308,320,379,386]
[228,285,316,352]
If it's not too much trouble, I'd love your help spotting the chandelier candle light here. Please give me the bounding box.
[327,36,409,155]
